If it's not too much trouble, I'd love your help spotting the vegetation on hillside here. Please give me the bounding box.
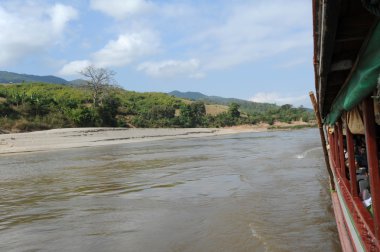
[0,82,315,132]
[169,90,281,114]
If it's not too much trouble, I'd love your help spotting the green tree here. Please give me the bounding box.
[148,105,175,120]
[228,103,240,118]
[280,104,293,110]
[98,96,121,126]
[215,112,235,127]
[178,102,207,127]
[70,107,99,127]
[190,101,206,117]
[179,104,195,127]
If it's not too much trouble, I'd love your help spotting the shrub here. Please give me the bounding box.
[69,107,100,127]
[12,118,50,132]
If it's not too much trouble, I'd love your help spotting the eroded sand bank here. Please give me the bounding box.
[0,126,267,155]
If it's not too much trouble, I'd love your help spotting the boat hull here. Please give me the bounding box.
[332,177,365,252]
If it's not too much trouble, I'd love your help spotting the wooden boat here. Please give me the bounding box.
[312,0,380,251]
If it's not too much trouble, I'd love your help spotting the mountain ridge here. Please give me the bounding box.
[0,70,87,85]
[168,90,280,114]
[0,71,69,84]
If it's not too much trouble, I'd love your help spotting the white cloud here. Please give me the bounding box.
[90,0,154,19]
[49,4,78,34]
[58,60,91,76]
[93,31,159,67]
[137,59,203,78]
[0,2,78,66]
[188,0,311,70]
[249,92,308,106]
[58,30,159,76]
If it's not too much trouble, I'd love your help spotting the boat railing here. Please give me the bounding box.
[335,165,378,250]
[327,97,380,251]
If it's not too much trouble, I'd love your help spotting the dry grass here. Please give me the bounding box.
[174,105,228,116]
[178,99,228,116]
[181,99,192,105]
[205,104,228,115]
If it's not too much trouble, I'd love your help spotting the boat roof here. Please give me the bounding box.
[313,0,378,118]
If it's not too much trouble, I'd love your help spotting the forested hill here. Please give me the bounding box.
[169,91,209,100]
[0,71,69,84]
[169,90,280,114]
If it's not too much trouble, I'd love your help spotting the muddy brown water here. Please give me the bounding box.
[0,129,340,252]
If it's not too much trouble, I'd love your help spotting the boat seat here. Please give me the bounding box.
[356,174,367,181]
[362,189,371,201]
[358,179,370,198]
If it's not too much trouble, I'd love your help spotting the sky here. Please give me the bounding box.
[0,0,314,107]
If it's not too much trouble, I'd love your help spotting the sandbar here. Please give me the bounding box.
[0,126,267,155]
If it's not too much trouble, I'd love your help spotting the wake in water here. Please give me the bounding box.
[295,147,322,159]
[249,223,269,252]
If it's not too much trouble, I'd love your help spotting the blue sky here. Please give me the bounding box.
[0,0,313,107]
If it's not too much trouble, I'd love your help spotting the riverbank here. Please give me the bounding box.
[0,127,259,155]
[0,123,315,155]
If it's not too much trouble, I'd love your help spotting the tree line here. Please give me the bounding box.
[0,66,314,132]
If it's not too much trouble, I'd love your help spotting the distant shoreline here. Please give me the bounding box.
[0,123,315,155]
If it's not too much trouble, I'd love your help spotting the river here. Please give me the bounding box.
[0,129,340,252]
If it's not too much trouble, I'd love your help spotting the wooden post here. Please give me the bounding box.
[334,124,341,176]
[337,121,346,180]
[362,97,380,240]
[309,91,335,190]
[328,128,336,169]
[346,118,358,196]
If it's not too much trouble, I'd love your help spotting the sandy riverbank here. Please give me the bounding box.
[0,126,269,155]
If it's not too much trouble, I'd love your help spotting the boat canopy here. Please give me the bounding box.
[313,0,378,122]
[326,21,380,125]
